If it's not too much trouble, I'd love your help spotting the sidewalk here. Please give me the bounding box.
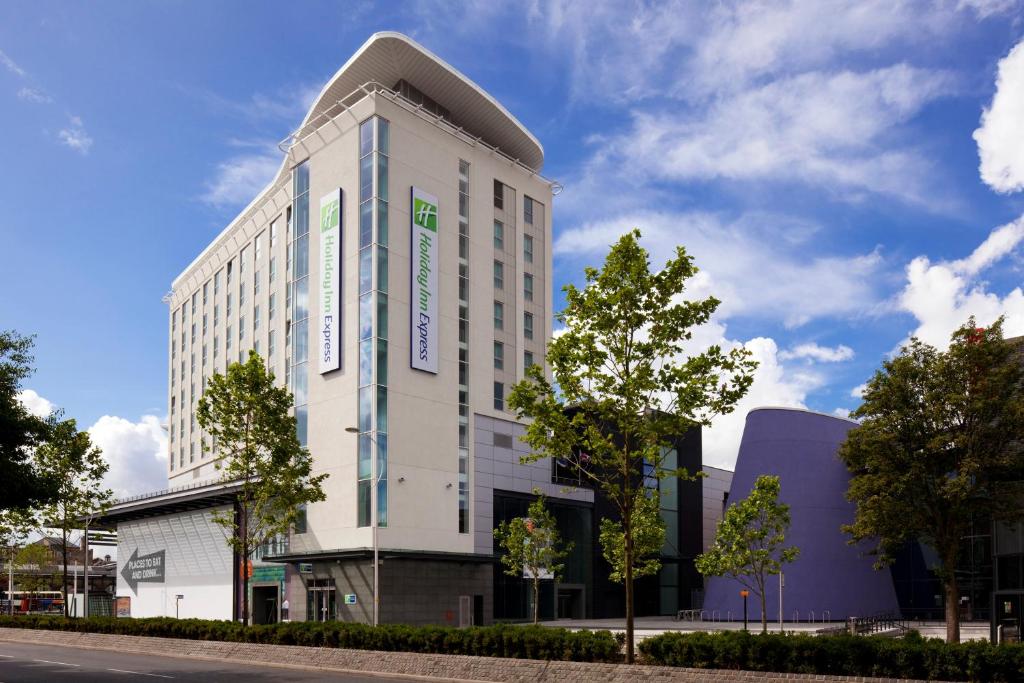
[0,626,952,683]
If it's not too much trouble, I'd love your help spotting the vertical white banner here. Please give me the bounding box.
[410,187,439,374]
[319,189,342,374]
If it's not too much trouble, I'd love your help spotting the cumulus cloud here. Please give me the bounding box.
[17,389,55,418]
[958,0,1023,19]
[201,142,280,208]
[88,414,168,499]
[58,115,93,154]
[555,211,883,327]
[779,343,854,363]
[974,39,1024,193]
[899,216,1024,347]
[851,383,868,398]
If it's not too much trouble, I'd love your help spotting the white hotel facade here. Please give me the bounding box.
[100,32,576,625]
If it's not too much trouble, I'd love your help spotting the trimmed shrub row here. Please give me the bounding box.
[639,630,1024,682]
[0,615,620,663]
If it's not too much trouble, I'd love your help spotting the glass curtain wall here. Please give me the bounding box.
[290,161,310,446]
[457,160,470,533]
[357,117,390,528]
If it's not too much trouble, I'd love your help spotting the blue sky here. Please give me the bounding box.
[3,1,1024,493]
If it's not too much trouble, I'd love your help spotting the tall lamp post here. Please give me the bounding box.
[345,426,380,627]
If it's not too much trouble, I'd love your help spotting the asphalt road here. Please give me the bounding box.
[0,641,410,682]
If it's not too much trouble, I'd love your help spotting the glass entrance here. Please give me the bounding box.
[306,578,336,622]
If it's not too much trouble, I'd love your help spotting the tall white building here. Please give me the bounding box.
[105,32,567,625]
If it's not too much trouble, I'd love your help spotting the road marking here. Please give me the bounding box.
[107,668,174,679]
[32,659,80,666]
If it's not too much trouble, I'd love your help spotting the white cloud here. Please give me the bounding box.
[17,389,55,418]
[974,39,1024,193]
[555,211,883,327]
[593,65,954,205]
[201,143,280,208]
[17,86,50,103]
[899,215,1024,347]
[958,0,1023,19]
[779,343,854,363]
[88,414,168,499]
[832,407,852,419]
[0,48,26,78]
[58,115,93,154]
[851,383,868,398]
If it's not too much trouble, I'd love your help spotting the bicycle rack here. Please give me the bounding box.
[712,610,720,622]
[792,610,800,623]
[823,610,831,622]
[808,610,815,623]
[726,611,732,622]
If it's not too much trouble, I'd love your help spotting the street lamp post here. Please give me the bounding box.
[346,426,379,627]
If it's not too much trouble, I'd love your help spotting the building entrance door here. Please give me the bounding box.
[252,585,279,625]
[306,579,336,622]
[994,593,1022,643]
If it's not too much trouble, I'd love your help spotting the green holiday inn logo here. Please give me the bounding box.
[321,198,339,233]
[413,197,438,232]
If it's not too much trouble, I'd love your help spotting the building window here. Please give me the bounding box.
[525,350,534,368]
[493,381,504,411]
[524,312,534,340]
[494,341,504,370]
[268,330,276,360]
[227,260,233,285]
[191,292,197,314]
[493,221,504,250]
[202,282,209,306]
[202,344,207,367]
[494,301,504,330]
[524,196,534,225]
[493,260,504,290]
[524,234,533,263]
[254,270,260,295]
[239,317,245,340]
[191,322,196,344]
[269,293,275,321]
[255,231,264,261]
[227,326,232,350]
[524,273,533,302]
[240,282,246,307]
[227,293,232,317]
[457,158,471,535]
[240,246,247,274]
[493,179,503,209]
[269,257,276,282]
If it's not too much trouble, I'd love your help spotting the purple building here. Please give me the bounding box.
[702,407,900,622]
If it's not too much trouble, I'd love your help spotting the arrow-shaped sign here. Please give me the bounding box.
[120,548,166,594]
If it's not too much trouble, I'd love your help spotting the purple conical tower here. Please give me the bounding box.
[702,407,900,622]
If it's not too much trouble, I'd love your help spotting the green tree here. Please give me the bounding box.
[0,330,56,510]
[0,509,33,615]
[508,230,756,662]
[839,317,1024,644]
[197,350,328,624]
[695,474,799,633]
[493,490,574,624]
[33,416,113,617]
[14,543,54,608]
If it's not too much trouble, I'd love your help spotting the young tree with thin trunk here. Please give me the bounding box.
[14,543,52,610]
[1,509,32,615]
[33,416,112,617]
[695,475,799,633]
[493,490,573,624]
[509,230,756,663]
[197,350,328,625]
[839,317,1024,644]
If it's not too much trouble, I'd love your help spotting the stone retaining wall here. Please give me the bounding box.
[0,627,949,682]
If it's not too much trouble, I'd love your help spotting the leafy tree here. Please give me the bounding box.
[509,230,756,662]
[197,350,328,624]
[33,416,113,617]
[695,474,799,633]
[493,490,574,624]
[839,317,1024,644]
[1,509,33,615]
[14,542,54,607]
[0,330,56,510]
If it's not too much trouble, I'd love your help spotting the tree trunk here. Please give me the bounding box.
[241,509,249,625]
[760,593,768,634]
[533,576,540,625]
[61,529,69,618]
[625,540,634,664]
[944,576,961,644]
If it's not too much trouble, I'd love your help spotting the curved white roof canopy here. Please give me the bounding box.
[301,31,544,170]
[173,32,544,290]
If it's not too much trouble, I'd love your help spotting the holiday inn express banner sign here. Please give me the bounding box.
[319,189,342,374]
[410,187,438,373]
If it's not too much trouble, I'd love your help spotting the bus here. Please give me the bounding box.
[0,591,64,615]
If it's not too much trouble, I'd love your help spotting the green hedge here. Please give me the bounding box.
[639,630,1024,682]
[0,615,620,663]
